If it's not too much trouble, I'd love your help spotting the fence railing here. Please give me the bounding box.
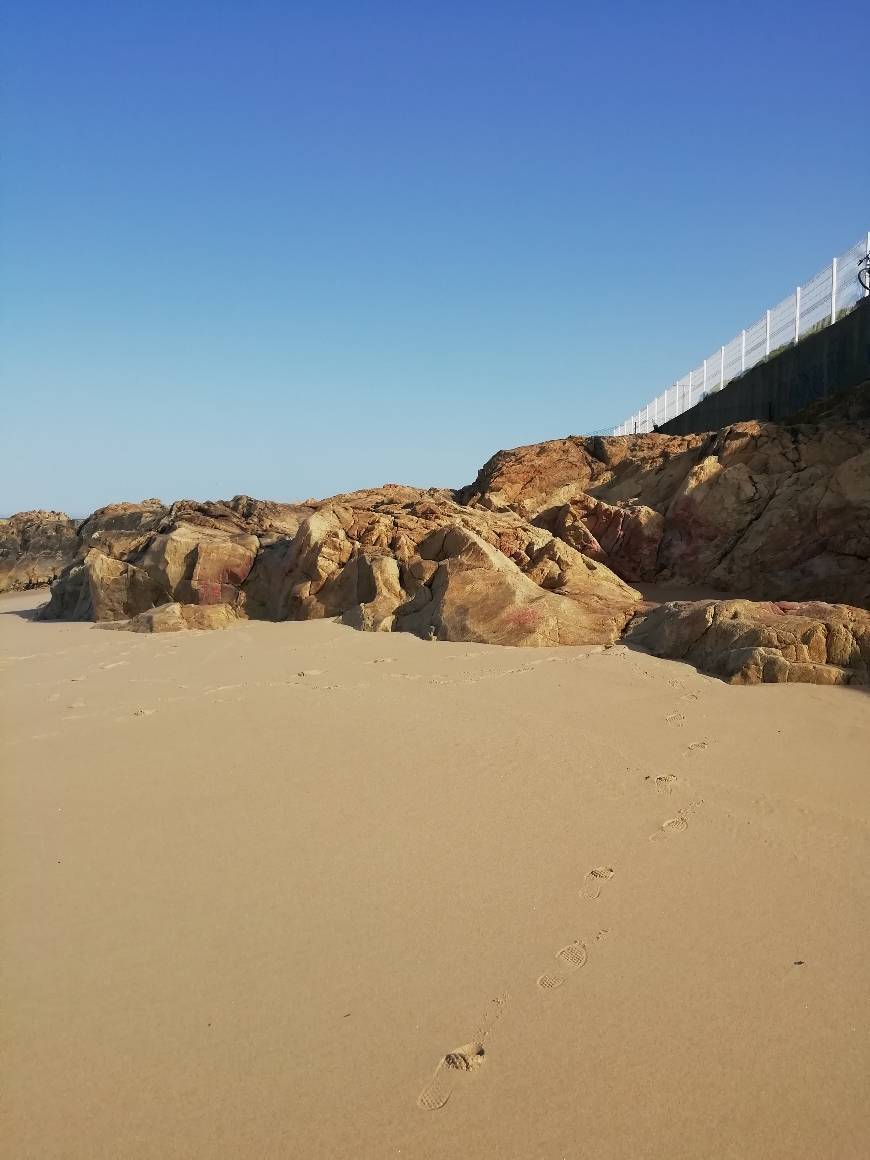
[611,232,870,436]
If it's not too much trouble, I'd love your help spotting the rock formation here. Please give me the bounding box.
[5,405,868,684]
[0,511,79,591]
[627,599,869,686]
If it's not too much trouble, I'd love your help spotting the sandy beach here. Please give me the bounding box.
[2,587,869,1159]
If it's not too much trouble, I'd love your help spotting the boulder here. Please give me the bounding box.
[0,511,79,592]
[626,598,870,685]
[38,548,168,622]
[554,496,664,582]
[139,523,259,605]
[95,601,238,633]
[394,525,638,646]
[77,501,167,561]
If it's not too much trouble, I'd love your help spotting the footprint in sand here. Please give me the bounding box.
[665,711,686,727]
[649,801,702,841]
[685,740,708,754]
[655,774,677,794]
[536,940,588,991]
[580,866,614,901]
[417,1043,486,1110]
[417,995,506,1111]
[650,814,688,841]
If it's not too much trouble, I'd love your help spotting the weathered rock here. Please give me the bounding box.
[139,523,259,605]
[240,493,556,623]
[462,433,709,518]
[658,422,870,605]
[238,490,638,643]
[77,501,167,561]
[340,556,405,632]
[12,408,870,660]
[95,601,238,633]
[38,548,168,622]
[394,525,638,646]
[554,496,664,582]
[0,511,79,592]
[626,598,870,685]
[464,420,870,608]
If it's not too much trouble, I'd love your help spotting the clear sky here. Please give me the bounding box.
[2,0,868,515]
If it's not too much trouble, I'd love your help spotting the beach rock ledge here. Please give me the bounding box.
[3,413,868,685]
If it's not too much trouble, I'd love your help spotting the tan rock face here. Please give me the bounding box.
[241,494,638,645]
[465,420,870,608]
[626,598,870,685]
[461,432,709,518]
[139,524,259,605]
[17,409,870,658]
[0,511,79,592]
[77,501,168,561]
[394,525,638,646]
[554,496,664,582]
[38,549,169,622]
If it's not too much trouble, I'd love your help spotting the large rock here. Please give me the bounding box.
[38,549,168,622]
[461,433,709,518]
[77,501,167,561]
[240,492,558,623]
[0,511,79,592]
[394,525,639,646]
[463,420,870,608]
[96,601,239,633]
[554,496,663,582]
[239,490,639,644]
[627,598,870,685]
[138,523,259,605]
[13,408,870,658]
[657,423,870,605]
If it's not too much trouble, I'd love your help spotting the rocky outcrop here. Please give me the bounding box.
[394,525,638,646]
[467,420,870,608]
[38,549,169,622]
[9,409,869,672]
[33,485,640,645]
[553,496,663,582]
[241,493,639,645]
[627,599,870,685]
[77,501,168,561]
[0,511,79,592]
[462,432,709,518]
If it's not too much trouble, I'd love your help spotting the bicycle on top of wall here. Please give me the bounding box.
[859,251,870,292]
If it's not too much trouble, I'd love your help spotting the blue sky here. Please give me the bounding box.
[2,0,868,515]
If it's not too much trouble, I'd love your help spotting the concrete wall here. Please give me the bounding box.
[658,297,870,435]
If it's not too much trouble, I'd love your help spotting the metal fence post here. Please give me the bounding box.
[831,257,837,323]
[765,309,770,356]
[865,233,870,298]
[719,345,725,389]
[794,285,801,343]
[703,358,707,394]
[741,329,746,372]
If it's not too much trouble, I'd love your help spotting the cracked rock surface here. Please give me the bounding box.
[5,410,869,683]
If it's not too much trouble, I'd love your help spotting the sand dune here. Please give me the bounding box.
[2,588,869,1159]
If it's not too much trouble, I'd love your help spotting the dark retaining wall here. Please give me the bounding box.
[657,296,870,435]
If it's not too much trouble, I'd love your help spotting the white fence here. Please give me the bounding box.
[612,232,870,436]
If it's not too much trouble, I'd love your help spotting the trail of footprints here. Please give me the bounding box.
[413,694,710,1112]
[418,778,706,1110]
